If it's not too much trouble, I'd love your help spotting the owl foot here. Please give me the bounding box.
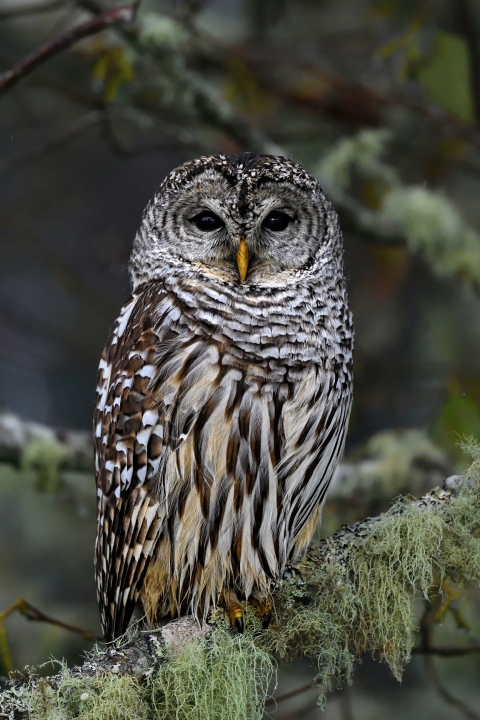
[249,593,273,629]
[223,590,244,633]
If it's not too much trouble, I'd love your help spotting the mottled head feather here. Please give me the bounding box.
[128,154,340,292]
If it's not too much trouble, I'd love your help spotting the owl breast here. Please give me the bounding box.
[137,267,351,615]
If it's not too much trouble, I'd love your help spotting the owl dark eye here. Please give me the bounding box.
[262,211,292,231]
[191,211,224,231]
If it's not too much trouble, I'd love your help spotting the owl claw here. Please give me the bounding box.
[249,593,273,629]
[262,611,272,630]
[223,589,244,632]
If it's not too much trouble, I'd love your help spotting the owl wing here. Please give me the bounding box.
[94,289,171,641]
[283,376,352,554]
[268,365,352,565]
[95,285,237,640]
[94,287,282,638]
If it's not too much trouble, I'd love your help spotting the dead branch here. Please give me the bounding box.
[72,3,414,252]
[419,602,480,720]
[0,2,139,95]
[264,682,314,707]
[412,644,480,657]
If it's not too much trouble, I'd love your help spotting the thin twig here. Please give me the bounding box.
[7,600,100,641]
[425,656,480,720]
[419,601,480,720]
[77,0,284,155]
[265,682,314,706]
[412,643,480,657]
[0,599,101,673]
[16,601,101,641]
[0,2,139,95]
[0,0,69,19]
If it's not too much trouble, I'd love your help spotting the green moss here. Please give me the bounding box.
[261,447,480,705]
[317,130,480,288]
[9,664,150,720]
[151,629,275,720]
[348,503,445,674]
[58,672,149,720]
[382,186,480,286]
[441,440,480,586]
[2,632,274,720]
[317,129,397,190]
[140,13,190,51]
[262,578,356,707]
[21,438,68,492]
[3,450,480,717]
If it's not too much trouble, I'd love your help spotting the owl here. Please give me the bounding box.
[94,153,353,641]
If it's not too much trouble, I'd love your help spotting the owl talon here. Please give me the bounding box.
[249,594,273,629]
[262,611,272,630]
[223,590,244,632]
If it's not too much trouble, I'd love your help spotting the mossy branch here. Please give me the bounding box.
[0,413,91,475]
[1,446,479,720]
[316,130,480,289]
[0,413,451,508]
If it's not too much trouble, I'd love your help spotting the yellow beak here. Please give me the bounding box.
[236,239,249,283]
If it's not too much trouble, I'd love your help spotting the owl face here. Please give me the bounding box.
[130,154,336,289]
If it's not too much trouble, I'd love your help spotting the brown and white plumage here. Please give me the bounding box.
[94,153,353,641]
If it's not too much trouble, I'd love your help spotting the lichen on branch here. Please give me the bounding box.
[317,130,480,289]
[1,444,479,719]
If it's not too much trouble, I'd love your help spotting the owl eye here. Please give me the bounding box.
[262,211,292,231]
[191,211,224,231]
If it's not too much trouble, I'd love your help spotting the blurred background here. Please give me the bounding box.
[1,0,480,717]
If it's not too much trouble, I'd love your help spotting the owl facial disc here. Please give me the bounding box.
[129,153,335,291]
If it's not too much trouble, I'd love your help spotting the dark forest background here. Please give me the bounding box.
[1,0,480,717]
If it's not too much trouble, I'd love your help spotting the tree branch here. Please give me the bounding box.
[0,619,211,720]
[69,3,480,296]
[0,413,452,511]
[412,644,480,657]
[0,412,92,473]
[1,470,478,719]
[289,475,466,584]
[0,2,139,95]
[426,655,480,720]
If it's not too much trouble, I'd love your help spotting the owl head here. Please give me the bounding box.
[129,153,342,290]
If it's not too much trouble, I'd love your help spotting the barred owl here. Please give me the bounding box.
[94,153,353,641]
